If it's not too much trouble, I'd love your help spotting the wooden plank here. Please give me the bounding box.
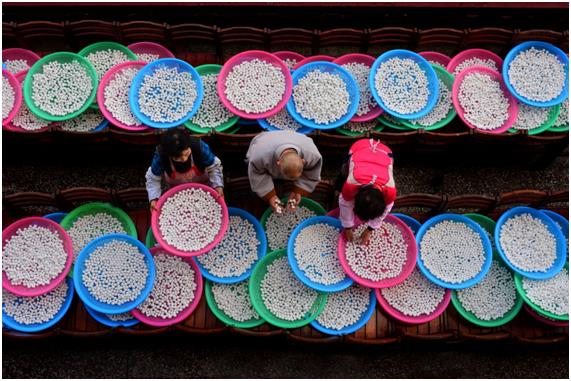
[364,309,376,339]
[194,292,207,329]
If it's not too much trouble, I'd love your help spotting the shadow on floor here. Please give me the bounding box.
[2,333,569,379]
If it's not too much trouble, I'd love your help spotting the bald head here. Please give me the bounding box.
[278,151,304,180]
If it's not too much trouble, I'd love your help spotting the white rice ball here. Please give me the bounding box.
[315,284,371,330]
[3,281,68,325]
[3,224,68,288]
[211,280,260,322]
[522,267,568,316]
[260,256,319,321]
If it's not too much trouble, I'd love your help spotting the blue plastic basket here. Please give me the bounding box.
[286,61,360,130]
[195,207,267,284]
[257,116,314,135]
[495,207,567,280]
[43,212,68,224]
[369,49,439,120]
[502,41,569,107]
[416,213,493,289]
[2,277,74,333]
[73,234,156,314]
[391,213,421,235]
[84,304,140,328]
[539,210,569,244]
[287,216,353,292]
[310,287,376,335]
[92,118,109,132]
[129,58,204,129]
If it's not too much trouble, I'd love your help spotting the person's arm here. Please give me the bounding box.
[248,159,276,200]
[199,140,224,189]
[338,193,356,229]
[146,151,164,202]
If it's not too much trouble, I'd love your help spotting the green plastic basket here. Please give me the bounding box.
[260,196,327,230]
[336,121,384,137]
[452,213,524,327]
[548,100,569,132]
[464,213,496,248]
[78,42,136,108]
[204,279,266,329]
[60,202,138,277]
[145,227,157,248]
[249,249,327,329]
[184,64,240,134]
[401,64,457,131]
[451,257,524,328]
[78,41,137,76]
[23,52,98,121]
[377,114,412,131]
[508,103,561,135]
[514,262,569,321]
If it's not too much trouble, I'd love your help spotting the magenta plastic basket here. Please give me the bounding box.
[2,69,22,127]
[337,214,418,288]
[97,61,149,131]
[447,48,503,76]
[217,50,292,120]
[419,51,451,69]
[2,48,41,75]
[2,217,74,297]
[131,246,204,327]
[273,51,305,67]
[151,183,229,257]
[375,273,452,324]
[292,55,335,70]
[4,69,55,132]
[452,66,519,134]
[333,53,383,122]
[127,42,175,62]
[523,304,569,327]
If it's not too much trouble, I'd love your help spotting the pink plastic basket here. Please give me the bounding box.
[2,217,74,297]
[292,55,335,70]
[375,278,452,324]
[131,246,204,327]
[2,69,22,127]
[97,61,149,131]
[337,214,418,288]
[447,48,503,76]
[452,66,519,134]
[273,51,305,67]
[333,53,383,122]
[4,69,55,132]
[418,51,451,69]
[151,183,229,257]
[2,48,41,75]
[523,304,569,327]
[127,42,175,61]
[217,50,292,119]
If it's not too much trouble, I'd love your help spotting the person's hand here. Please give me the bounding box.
[359,228,372,245]
[287,192,301,212]
[215,187,224,199]
[150,200,158,214]
[269,195,284,214]
[344,228,354,242]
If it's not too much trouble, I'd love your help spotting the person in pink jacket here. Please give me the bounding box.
[335,139,397,244]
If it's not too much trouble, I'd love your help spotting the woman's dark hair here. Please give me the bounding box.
[158,128,201,175]
[354,185,386,222]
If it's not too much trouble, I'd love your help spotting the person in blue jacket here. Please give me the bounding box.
[145,127,224,212]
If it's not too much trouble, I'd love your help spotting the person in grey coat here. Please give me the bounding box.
[246,130,323,213]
